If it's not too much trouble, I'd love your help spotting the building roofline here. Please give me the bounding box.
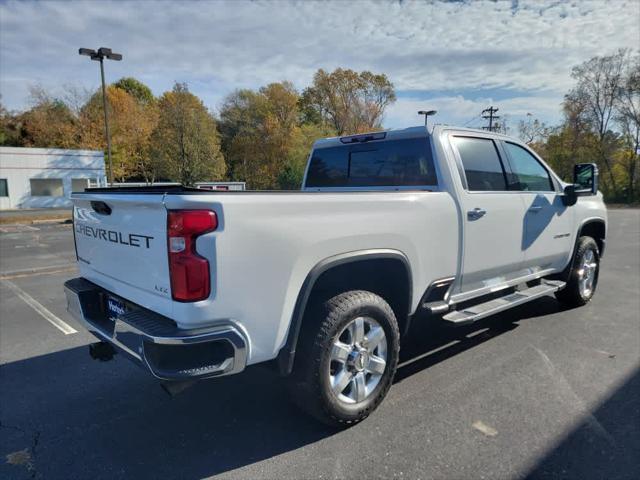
[0,146,104,156]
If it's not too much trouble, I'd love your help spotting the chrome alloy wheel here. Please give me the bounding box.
[578,249,598,297]
[328,316,387,404]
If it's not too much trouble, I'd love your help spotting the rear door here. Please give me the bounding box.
[72,193,171,300]
[448,134,528,297]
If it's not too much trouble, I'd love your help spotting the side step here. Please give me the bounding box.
[442,280,566,326]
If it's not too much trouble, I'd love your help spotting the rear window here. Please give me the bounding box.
[305,138,437,188]
[451,136,507,191]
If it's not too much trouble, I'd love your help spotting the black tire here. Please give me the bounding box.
[555,236,600,307]
[288,290,400,427]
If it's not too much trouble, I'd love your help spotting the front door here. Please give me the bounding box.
[500,141,575,273]
[449,134,529,297]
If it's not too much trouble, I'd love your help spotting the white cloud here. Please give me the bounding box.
[385,94,563,130]
[0,0,638,128]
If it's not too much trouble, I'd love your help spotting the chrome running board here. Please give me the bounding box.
[442,280,566,326]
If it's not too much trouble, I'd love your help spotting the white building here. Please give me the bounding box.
[0,147,106,209]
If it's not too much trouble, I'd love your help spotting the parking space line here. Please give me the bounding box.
[1,279,78,335]
[0,266,77,280]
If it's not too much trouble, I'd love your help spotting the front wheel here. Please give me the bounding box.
[289,290,400,427]
[555,236,600,307]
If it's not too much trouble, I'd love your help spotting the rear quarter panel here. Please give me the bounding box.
[163,191,458,365]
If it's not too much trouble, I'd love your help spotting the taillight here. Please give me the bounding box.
[167,210,217,302]
[72,206,78,261]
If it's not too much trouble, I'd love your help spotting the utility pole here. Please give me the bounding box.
[79,47,123,186]
[481,106,500,132]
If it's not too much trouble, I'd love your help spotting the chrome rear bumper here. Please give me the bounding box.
[64,277,247,381]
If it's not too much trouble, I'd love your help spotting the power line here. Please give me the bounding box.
[462,113,482,127]
[481,106,500,132]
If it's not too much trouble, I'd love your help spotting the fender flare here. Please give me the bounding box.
[555,217,606,282]
[276,249,412,375]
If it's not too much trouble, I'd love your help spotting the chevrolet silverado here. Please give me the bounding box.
[64,125,607,425]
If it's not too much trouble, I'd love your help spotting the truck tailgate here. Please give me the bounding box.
[72,193,171,300]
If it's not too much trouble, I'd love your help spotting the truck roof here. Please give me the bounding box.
[312,124,512,150]
[312,126,428,149]
[431,124,512,140]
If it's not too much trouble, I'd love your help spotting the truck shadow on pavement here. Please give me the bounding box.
[395,295,567,382]
[2,296,635,479]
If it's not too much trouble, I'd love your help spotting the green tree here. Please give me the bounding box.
[219,82,335,189]
[300,68,396,135]
[16,86,79,148]
[220,83,297,189]
[0,101,24,146]
[150,82,225,186]
[277,122,336,189]
[113,77,154,104]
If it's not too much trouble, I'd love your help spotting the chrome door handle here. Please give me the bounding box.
[528,206,543,213]
[467,208,487,220]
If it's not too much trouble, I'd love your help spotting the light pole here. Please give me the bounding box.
[418,110,437,129]
[79,47,123,185]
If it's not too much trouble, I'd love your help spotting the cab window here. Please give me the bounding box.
[503,142,554,192]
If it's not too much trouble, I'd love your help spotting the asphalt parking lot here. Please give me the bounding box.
[1,210,639,480]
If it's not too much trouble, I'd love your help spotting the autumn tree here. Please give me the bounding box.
[150,82,225,186]
[301,68,396,135]
[518,114,551,146]
[565,49,629,198]
[79,86,158,181]
[17,86,79,148]
[220,82,297,189]
[219,81,335,189]
[80,78,158,182]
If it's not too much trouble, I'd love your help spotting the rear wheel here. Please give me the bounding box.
[555,236,600,307]
[289,290,400,427]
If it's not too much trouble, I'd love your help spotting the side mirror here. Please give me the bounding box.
[573,163,598,195]
[563,163,598,206]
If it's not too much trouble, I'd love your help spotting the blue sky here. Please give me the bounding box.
[0,0,638,133]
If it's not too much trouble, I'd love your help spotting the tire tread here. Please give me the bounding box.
[555,236,600,307]
[289,290,400,427]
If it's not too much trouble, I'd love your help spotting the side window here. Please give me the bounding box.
[503,142,554,192]
[452,136,507,191]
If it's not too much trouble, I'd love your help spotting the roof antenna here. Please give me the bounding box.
[418,110,437,128]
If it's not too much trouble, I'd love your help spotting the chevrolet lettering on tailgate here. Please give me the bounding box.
[75,223,154,248]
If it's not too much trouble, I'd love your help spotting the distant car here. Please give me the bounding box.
[65,125,606,426]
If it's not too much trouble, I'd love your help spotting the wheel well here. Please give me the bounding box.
[277,254,412,375]
[307,258,411,331]
[580,220,606,255]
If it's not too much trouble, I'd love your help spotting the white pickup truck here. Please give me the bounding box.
[65,125,607,425]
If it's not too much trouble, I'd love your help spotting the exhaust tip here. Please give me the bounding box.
[160,380,197,397]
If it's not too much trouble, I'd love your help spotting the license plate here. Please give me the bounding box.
[106,296,126,320]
